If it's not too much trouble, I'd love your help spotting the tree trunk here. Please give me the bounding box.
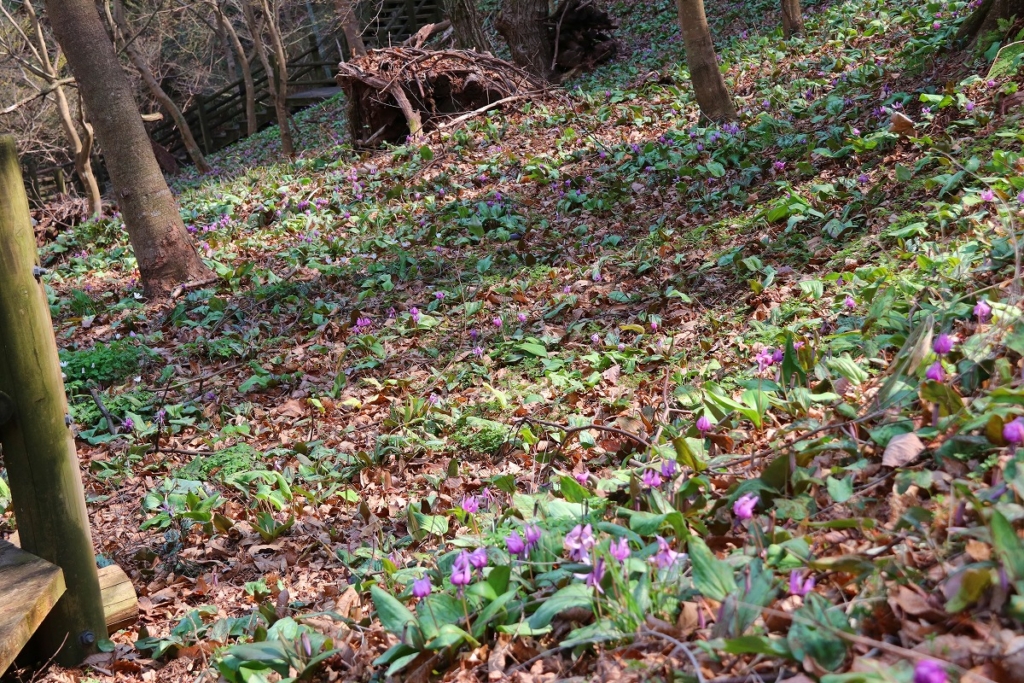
[215,1,258,135]
[781,0,803,38]
[112,0,212,173]
[675,0,736,122]
[244,0,294,156]
[23,0,102,217]
[956,0,1024,47]
[335,0,366,58]
[496,0,553,81]
[43,0,212,297]
[443,0,491,52]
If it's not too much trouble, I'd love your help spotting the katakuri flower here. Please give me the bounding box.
[506,531,527,558]
[844,295,856,309]
[412,575,432,598]
[733,493,759,520]
[981,189,996,202]
[469,548,489,571]
[524,525,542,552]
[608,538,630,564]
[789,570,815,597]
[451,551,472,588]
[696,415,713,433]
[914,660,947,683]
[974,299,992,322]
[650,536,681,569]
[925,361,945,382]
[661,459,678,479]
[461,496,479,514]
[933,333,954,355]
[564,523,596,562]
[586,557,606,594]
[122,417,134,432]
[642,469,663,489]
[574,470,589,485]
[1003,417,1024,445]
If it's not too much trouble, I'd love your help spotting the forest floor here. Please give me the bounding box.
[10,0,1024,681]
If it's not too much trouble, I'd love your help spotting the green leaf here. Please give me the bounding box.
[787,593,850,670]
[826,476,854,504]
[559,475,590,503]
[472,589,519,639]
[717,635,792,657]
[371,586,421,639]
[528,584,593,629]
[688,536,737,601]
[625,509,668,535]
[517,342,548,357]
[990,509,1024,591]
[419,145,434,161]
[428,623,478,650]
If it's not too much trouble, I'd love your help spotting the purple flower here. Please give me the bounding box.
[410,307,420,323]
[412,575,432,598]
[122,417,134,432]
[1003,418,1024,445]
[435,291,445,300]
[733,493,759,520]
[355,316,372,332]
[469,547,488,571]
[1017,190,1024,204]
[506,531,527,558]
[473,346,484,357]
[650,536,681,569]
[981,189,996,202]
[451,551,472,587]
[914,660,947,683]
[772,348,784,364]
[772,161,786,172]
[609,537,630,563]
[493,317,503,328]
[925,361,945,382]
[155,408,167,425]
[563,285,572,294]
[696,415,713,433]
[517,312,527,323]
[428,393,440,406]
[933,334,954,355]
[642,469,663,489]
[789,570,815,597]
[591,333,601,344]
[564,523,596,562]
[461,495,479,514]
[974,299,992,322]
[755,348,774,373]
[965,100,975,112]
[586,557,606,593]
[660,459,678,479]
[932,20,941,29]
[650,320,658,332]
[524,524,542,552]
[574,470,589,485]
[617,343,626,351]
[844,295,856,309]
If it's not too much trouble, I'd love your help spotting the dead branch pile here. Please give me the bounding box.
[550,0,621,75]
[335,48,547,147]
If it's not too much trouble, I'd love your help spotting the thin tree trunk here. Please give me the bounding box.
[215,1,257,135]
[781,0,803,38]
[334,0,366,58]
[496,0,553,81]
[23,0,102,216]
[112,0,211,173]
[244,0,294,156]
[675,0,736,122]
[443,0,490,53]
[43,0,212,297]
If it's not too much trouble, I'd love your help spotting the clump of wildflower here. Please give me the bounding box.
[574,469,589,485]
[610,537,630,563]
[974,299,992,322]
[493,317,503,328]
[122,417,134,432]
[772,161,786,173]
[461,496,479,514]
[410,307,421,324]
[155,408,167,425]
[469,548,488,573]
[517,312,527,323]
[755,347,774,373]
[660,459,678,479]
[473,346,484,357]
[354,316,372,332]
[591,333,601,345]
[451,551,472,589]
[564,524,596,562]
[642,468,663,489]
[435,291,445,300]
[650,536,681,569]
[733,493,759,520]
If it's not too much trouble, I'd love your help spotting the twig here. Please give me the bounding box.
[550,0,572,72]
[641,628,707,683]
[88,385,119,435]
[431,92,545,133]
[170,275,219,300]
[519,416,653,451]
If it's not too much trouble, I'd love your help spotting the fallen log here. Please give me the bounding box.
[336,48,547,146]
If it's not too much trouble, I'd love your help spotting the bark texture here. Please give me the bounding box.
[214,1,258,136]
[781,0,804,38]
[956,0,1024,46]
[43,0,212,297]
[496,0,554,81]
[675,0,736,122]
[112,0,211,173]
[335,0,366,58]
[443,0,491,53]
[244,0,294,156]
[23,0,102,216]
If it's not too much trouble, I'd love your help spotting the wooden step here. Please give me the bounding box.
[0,540,66,676]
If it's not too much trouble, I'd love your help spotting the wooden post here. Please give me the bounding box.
[54,167,66,195]
[196,95,212,154]
[0,135,107,666]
